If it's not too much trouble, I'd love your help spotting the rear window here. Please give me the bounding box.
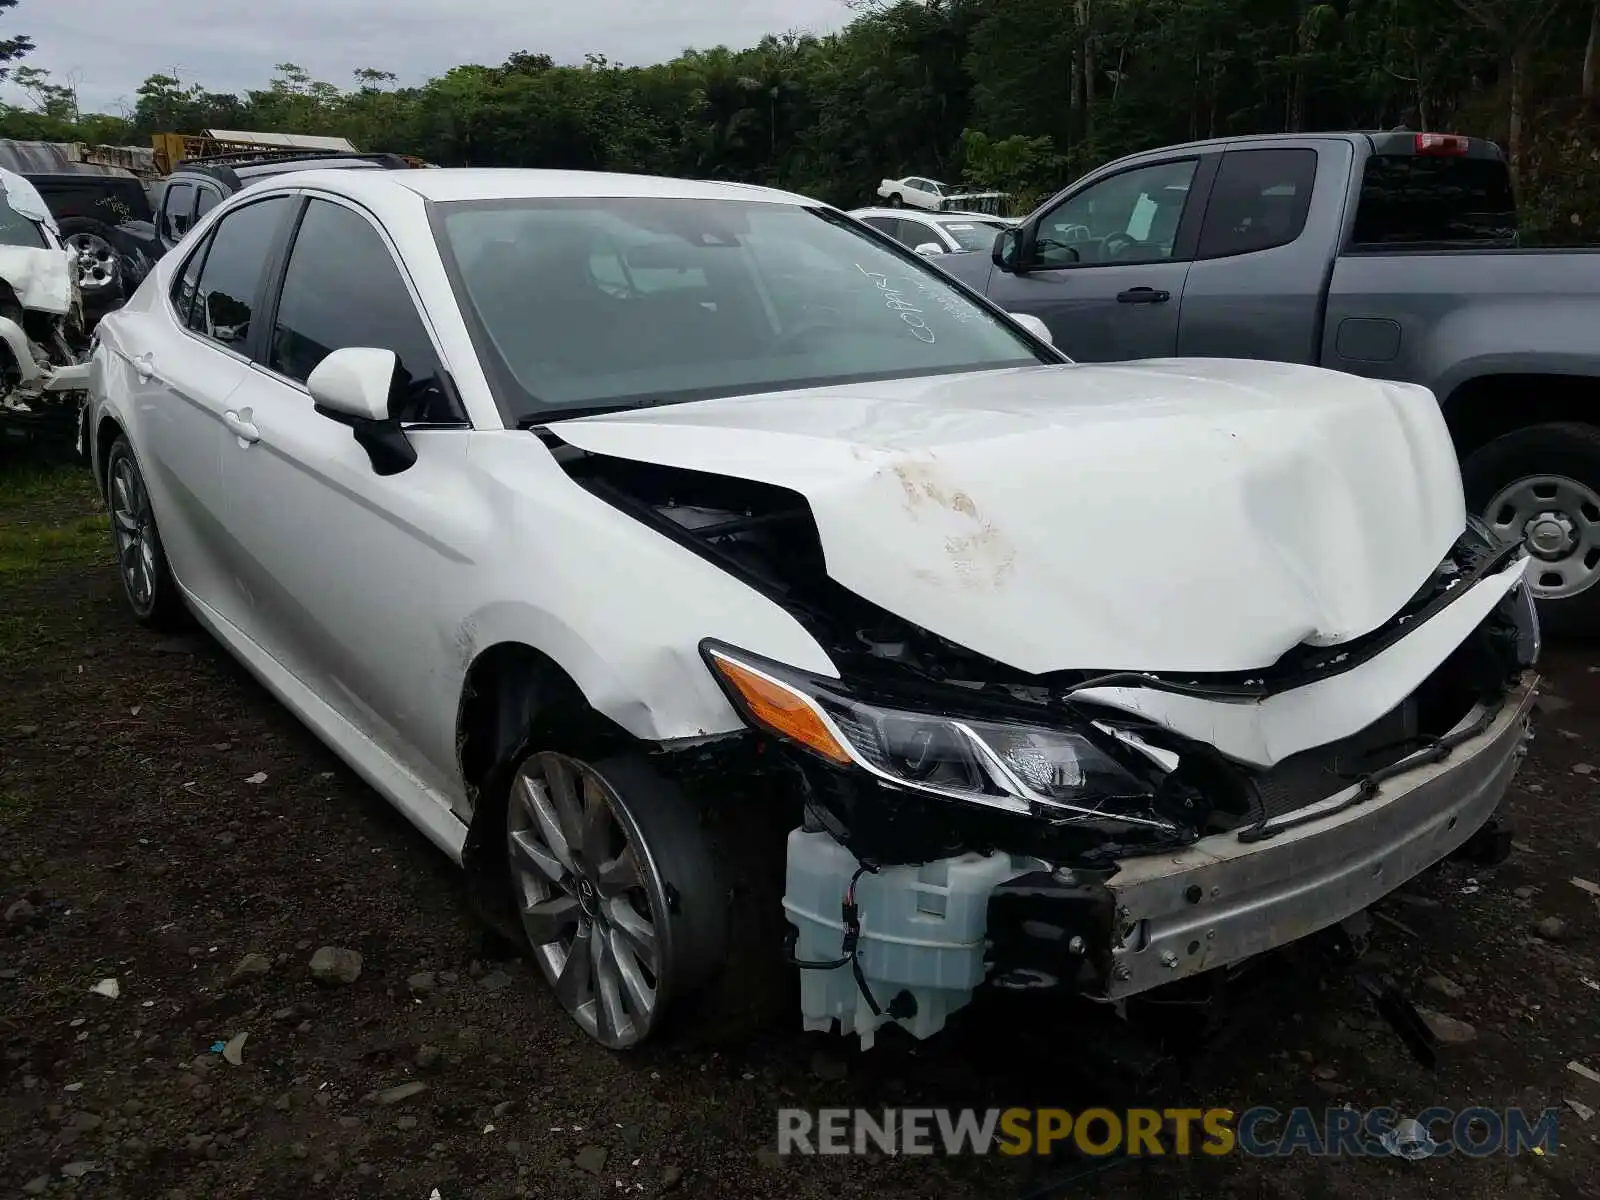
[1351,155,1517,247]
[938,220,1006,251]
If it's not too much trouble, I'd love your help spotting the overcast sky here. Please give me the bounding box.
[3,0,854,117]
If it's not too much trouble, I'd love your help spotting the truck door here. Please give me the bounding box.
[985,156,1214,361]
[1176,142,1344,364]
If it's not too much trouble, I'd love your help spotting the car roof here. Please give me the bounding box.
[236,158,388,180]
[850,206,1004,222]
[260,167,824,207]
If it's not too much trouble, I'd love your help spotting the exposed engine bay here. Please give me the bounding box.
[0,168,92,456]
[563,445,1533,852]
[551,432,1540,1048]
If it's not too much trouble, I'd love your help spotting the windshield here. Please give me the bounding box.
[936,219,1005,251]
[0,173,48,249]
[433,197,1046,418]
[0,195,46,248]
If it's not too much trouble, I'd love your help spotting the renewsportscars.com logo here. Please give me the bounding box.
[776,1106,1561,1159]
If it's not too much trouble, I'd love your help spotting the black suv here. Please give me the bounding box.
[111,148,414,295]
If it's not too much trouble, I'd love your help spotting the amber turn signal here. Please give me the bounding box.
[708,653,852,765]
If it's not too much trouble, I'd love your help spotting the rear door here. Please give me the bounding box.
[122,195,295,626]
[985,156,1214,361]
[1176,142,1341,364]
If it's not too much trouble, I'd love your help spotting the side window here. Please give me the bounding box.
[185,196,291,349]
[1197,149,1318,259]
[861,216,898,237]
[901,220,941,249]
[870,218,922,248]
[163,182,196,242]
[194,185,223,220]
[1033,159,1199,268]
[169,229,212,329]
[269,198,458,423]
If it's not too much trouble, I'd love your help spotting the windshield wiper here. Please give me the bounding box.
[516,403,645,428]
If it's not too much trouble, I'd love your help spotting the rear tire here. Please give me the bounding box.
[104,436,185,627]
[1461,421,1600,637]
[886,193,904,207]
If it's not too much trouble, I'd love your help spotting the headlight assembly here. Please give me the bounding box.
[703,643,1174,830]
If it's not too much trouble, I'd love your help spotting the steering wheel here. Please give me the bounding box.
[1101,232,1149,261]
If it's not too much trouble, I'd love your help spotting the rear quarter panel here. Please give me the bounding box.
[1323,251,1600,398]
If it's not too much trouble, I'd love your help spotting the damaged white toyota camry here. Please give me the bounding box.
[87,169,1540,1051]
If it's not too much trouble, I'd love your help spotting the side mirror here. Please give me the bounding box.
[308,346,417,476]
[1008,312,1053,346]
[993,226,1025,273]
[913,241,945,256]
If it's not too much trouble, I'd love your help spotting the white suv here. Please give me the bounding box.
[88,168,1539,1051]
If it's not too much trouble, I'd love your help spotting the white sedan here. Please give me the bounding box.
[875,175,948,210]
[849,206,1014,255]
[88,168,1539,1052]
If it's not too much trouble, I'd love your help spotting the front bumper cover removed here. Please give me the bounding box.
[1098,674,1537,998]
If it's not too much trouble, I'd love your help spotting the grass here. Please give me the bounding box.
[0,460,110,577]
[0,788,30,825]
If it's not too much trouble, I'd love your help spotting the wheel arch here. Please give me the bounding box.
[1441,372,1600,461]
[94,411,126,500]
[453,639,639,939]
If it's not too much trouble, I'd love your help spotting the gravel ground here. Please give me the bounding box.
[3,463,1600,1200]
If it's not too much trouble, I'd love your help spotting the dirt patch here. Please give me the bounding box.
[2,465,1600,1199]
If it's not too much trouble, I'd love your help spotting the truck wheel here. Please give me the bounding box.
[1461,422,1600,636]
[58,217,123,305]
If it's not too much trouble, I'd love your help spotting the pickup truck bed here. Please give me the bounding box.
[938,131,1600,633]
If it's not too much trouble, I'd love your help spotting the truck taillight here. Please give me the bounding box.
[1414,133,1470,156]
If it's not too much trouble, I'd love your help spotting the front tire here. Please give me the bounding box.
[505,749,728,1049]
[1462,421,1600,636]
[105,436,184,626]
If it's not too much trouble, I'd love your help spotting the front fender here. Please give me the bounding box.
[449,431,842,747]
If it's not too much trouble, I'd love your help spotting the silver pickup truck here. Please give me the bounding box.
[933,131,1600,634]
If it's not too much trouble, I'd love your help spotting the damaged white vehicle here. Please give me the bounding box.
[0,167,91,453]
[87,169,1539,1051]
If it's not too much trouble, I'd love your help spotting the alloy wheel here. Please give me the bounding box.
[65,231,119,294]
[110,454,158,612]
[507,751,666,1049]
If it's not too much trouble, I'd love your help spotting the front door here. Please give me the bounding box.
[986,157,1210,362]
[218,194,473,794]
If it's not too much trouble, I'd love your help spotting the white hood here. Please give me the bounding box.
[550,360,1467,676]
[0,246,74,315]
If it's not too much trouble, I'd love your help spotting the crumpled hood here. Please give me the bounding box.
[550,360,1466,675]
[0,246,74,316]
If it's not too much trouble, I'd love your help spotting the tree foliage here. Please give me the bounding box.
[4,0,1600,239]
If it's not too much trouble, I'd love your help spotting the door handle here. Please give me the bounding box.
[132,352,155,382]
[223,409,260,445]
[1116,287,1171,304]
